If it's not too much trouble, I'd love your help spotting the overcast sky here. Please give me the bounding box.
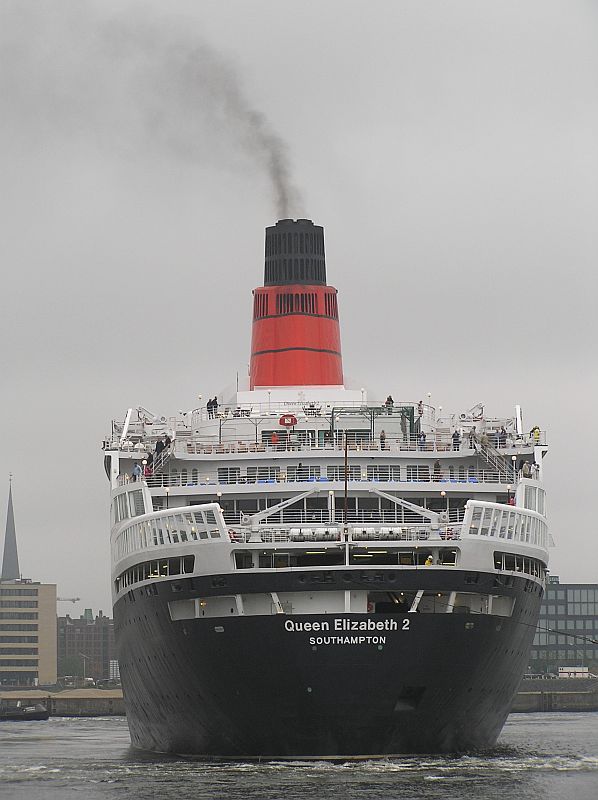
[1,0,596,616]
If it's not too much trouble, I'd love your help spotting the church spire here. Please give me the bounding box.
[1,477,20,582]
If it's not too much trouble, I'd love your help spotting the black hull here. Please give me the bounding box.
[114,570,542,756]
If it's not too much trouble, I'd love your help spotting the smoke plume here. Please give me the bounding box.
[0,1,303,217]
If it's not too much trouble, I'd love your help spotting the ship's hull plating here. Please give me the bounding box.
[114,570,542,757]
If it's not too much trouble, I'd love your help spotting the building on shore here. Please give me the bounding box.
[57,609,115,681]
[528,575,598,674]
[0,481,57,687]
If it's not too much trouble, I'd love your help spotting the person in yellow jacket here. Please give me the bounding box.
[424,555,434,566]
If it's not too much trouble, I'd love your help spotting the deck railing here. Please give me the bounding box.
[220,507,467,526]
[143,466,517,488]
[229,525,462,544]
[174,434,542,456]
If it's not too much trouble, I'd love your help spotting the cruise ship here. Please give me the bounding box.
[103,218,550,757]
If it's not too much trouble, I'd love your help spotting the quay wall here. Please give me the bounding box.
[510,678,598,713]
[0,689,125,717]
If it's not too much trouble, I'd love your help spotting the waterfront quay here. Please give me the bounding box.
[3,680,598,719]
[0,688,124,716]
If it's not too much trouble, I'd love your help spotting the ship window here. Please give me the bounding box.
[287,464,320,482]
[524,486,537,510]
[406,465,430,482]
[183,556,194,573]
[350,549,399,565]
[116,493,129,521]
[115,555,196,593]
[218,467,241,485]
[234,552,253,569]
[494,551,545,578]
[256,466,280,482]
[327,465,360,481]
[275,553,291,568]
[469,506,482,534]
[367,465,401,481]
[129,490,145,517]
[438,549,457,565]
[479,510,491,536]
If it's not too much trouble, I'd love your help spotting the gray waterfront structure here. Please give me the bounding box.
[529,576,598,673]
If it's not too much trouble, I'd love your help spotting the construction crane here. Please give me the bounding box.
[57,597,80,603]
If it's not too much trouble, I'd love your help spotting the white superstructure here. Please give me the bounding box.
[104,389,550,619]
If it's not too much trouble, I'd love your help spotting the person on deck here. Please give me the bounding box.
[468,427,476,449]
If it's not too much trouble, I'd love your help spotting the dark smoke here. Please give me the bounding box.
[0,1,303,217]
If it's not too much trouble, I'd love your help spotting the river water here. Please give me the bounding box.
[0,713,597,799]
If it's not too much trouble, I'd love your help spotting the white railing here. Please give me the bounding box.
[112,503,227,562]
[221,508,467,526]
[145,467,516,488]
[229,525,462,544]
[114,513,462,558]
[195,399,430,422]
[462,500,549,550]
[105,410,543,452]
[175,435,539,456]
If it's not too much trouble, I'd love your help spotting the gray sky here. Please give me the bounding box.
[1,0,596,616]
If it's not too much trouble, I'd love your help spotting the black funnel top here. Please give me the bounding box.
[264,219,326,286]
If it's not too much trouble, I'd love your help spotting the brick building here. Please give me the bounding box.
[57,610,115,681]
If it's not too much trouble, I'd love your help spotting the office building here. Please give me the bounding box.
[1,482,57,686]
[529,576,598,673]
